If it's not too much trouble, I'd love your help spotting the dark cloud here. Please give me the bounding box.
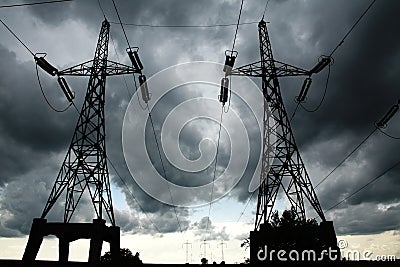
[0,0,399,241]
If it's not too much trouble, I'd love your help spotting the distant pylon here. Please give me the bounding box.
[182,240,192,263]
[217,240,227,261]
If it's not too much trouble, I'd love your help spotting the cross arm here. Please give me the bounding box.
[58,60,141,76]
[230,60,310,77]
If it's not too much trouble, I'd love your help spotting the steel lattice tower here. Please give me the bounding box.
[23,19,141,263]
[228,19,338,262]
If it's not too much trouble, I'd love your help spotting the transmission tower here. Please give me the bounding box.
[225,19,338,262]
[23,19,142,263]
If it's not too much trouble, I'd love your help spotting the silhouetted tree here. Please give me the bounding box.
[100,248,142,264]
[201,257,208,264]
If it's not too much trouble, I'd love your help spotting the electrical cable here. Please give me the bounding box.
[35,63,72,112]
[98,0,182,234]
[110,32,133,98]
[314,127,377,189]
[324,159,400,213]
[107,155,162,233]
[261,0,271,19]
[111,0,131,48]
[109,21,257,28]
[329,0,377,57]
[147,106,183,233]
[300,63,331,113]
[0,0,73,9]
[205,106,224,236]
[231,0,244,52]
[289,102,300,122]
[97,0,106,20]
[377,127,400,140]
[97,0,133,99]
[236,190,257,223]
[0,18,34,56]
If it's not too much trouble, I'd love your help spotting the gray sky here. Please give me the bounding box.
[0,0,400,262]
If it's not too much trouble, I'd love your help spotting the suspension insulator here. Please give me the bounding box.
[223,50,238,75]
[377,104,399,128]
[297,77,312,102]
[139,75,150,103]
[35,56,58,76]
[310,56,331,74]
[219,77,229,105]
[127,47,143,71]
[57,76,74,102]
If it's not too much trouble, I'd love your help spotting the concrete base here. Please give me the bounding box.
[22,218,120,263]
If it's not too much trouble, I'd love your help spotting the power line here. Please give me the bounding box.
[324,159,400,213]
[96,0,106,20]
[110,33,133,98]
[329,0,377,57]
[111,0,131,48]
[107,156,162,233]
[314,128,377,189]
[35,63,72,112]
[108,21,257,28]
[205,107,224,236]
[377,127,400,140]
[0,18,34,56]
[147,109,183,233]
[109,0,183,235]
[231,0,244,52]
[0,0,73,9]
[261,0,271,19]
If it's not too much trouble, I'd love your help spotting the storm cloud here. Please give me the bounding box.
[0,0,399,240]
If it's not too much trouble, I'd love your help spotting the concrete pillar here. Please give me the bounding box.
[88,219,105,263]
[109,226,121,261]
[22,218,47,261]
[58,236,70,262]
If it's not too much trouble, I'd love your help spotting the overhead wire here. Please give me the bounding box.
[324,159,400,213]
[110,32,133,98]
[292,0,376,120]
[329,0,377,57]
[231,0,244,52]
[205,107,224,236]
[110,0,183,234]
[0,18,34,56]
[35,63,72,112]
[0,0,73,9]
[146,107,183,233]
[1,18,73,112]
[314,128,377,189]
[111,0,131,47]
[377,127,400,140]
[95,0,165,234]
[205,0,245,239]
[107,152,162,233]
[261,0,271,19]
[109,21,257,28]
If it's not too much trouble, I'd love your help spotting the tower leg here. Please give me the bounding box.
[22,218,46,261]
[58,236,70,262]
[109,226,121,261]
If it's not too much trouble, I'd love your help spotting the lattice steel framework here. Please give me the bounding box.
[41,19,141,225]
[230,20,325,230]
